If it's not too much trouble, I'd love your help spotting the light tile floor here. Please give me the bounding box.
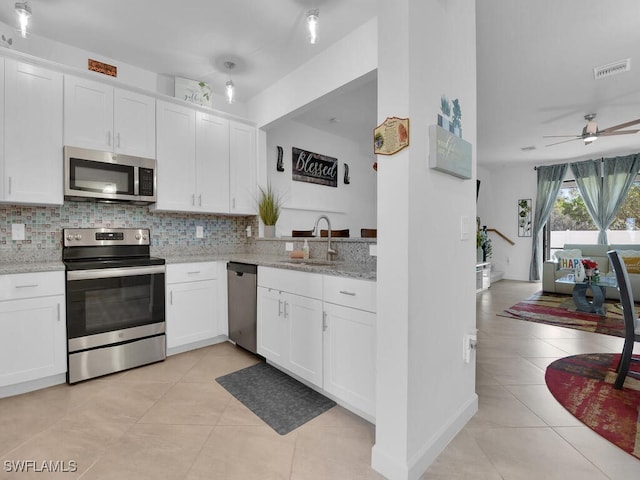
[1,280,639,479]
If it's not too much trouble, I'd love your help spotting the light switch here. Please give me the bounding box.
[460,216,470,241]
[196,226,204,238]
[12,223,25,241]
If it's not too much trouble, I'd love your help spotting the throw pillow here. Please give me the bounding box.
[553,249,582,270]
[619,250,640,274]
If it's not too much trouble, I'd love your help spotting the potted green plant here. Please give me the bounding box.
[257,183,283,238]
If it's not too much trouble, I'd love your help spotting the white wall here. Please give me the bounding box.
[264,120,376,237]
[247,18,377,129]
[478,163,537,281]
[372,1,478,478]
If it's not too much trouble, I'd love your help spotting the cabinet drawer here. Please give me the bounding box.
[258,267,322,299]
[166,262,217,283]
[0,271,65,302]
[323,276,376,312]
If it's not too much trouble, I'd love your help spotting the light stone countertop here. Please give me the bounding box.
[0,261,66,275]
[164,253,377,281]
[0,254,376,281]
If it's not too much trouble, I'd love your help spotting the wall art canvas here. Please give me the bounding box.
[175,76,212,107]
[292,147,338,187]
[428,125,472,179]
[518,198,532,237]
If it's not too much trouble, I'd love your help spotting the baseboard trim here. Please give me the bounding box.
[167,335,228,356]
[0,373,66,399]
[371,393,478,480]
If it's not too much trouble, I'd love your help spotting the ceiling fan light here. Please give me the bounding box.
[584,135,597,144]
[307,9,319,44]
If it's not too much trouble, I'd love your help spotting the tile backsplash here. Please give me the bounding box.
[0,202,258,263]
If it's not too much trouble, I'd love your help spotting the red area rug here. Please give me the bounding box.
[545,353,640,459]
[499,291,628,338]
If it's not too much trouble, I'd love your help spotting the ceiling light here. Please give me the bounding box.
[15,1,31,39]
[307,9,319,44]
[582,114,598,143]
[224,61,235,104]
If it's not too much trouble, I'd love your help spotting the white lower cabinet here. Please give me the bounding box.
[257,267,323,387]
[257,267,377,420]
[166,262,220,351]
[323,275,377,419]
[322,303,376,418]
[0,271,66,388]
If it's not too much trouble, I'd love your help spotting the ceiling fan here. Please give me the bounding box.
[544,113,640,147]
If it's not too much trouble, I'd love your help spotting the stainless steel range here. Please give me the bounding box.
[63,228,166,384]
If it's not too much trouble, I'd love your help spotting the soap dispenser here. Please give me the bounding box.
[302,239,310,259]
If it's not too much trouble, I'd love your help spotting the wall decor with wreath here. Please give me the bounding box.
[518,199,532,237]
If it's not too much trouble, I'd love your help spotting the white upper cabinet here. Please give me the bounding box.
[229,120,257,215]
[64,75,156,158]
[155,101,197,211]
[2,59,63,205]
[196,112,230,212]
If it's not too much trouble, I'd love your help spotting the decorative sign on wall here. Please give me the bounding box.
[292,147,338,187]
[518,199,532,237]
[175,77,212,107]
[374,117,410,155]
[88,59,117,77]
[276,146,285,172]
[428,125,472,179]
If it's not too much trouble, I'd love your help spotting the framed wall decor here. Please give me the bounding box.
[292,147,338,187]
[175,77,212,107]
[518,199,532,237]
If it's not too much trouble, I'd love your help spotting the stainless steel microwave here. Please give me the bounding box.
[64,146,156,204]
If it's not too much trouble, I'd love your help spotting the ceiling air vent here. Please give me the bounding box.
[593,58,631,80]
[521,146,536,151]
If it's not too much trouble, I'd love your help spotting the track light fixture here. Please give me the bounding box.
[224,61,236,104]
[15,1,31,39]
[307,9,319,44]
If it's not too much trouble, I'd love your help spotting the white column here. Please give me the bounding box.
[372,2,478,479]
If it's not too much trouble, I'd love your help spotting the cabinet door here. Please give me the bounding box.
[0,295,66,386]
[257,286,288,365]
[63,75,114,152]
[323,302,376,417]
[287,293,323,386]
[229,120,257,214]
[196,112,229,212]
[155,101,196,211]
[166,279,218,349]
[114,89,156,158]
[4,60,63,205]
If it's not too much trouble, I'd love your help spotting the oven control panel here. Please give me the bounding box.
[63,228,150,247]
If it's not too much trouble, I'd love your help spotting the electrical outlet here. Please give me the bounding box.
[369,245,377,256]
[246,225,252,237]
[11,224,25,241]
[285,242,294,252]
[196,226,204,238]
[463,334,478,364]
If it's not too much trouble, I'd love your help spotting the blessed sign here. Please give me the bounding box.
[292,147,338,187]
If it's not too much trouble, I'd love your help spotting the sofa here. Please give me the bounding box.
[542,243,640,300]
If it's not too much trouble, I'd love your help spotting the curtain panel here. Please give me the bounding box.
[570,154,640,244]
[529,163,568,281]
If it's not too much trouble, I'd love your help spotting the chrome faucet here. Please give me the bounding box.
[314,215,337,260]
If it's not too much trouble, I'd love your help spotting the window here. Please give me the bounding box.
[545,177,640,259]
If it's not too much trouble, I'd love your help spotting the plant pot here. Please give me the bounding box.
[264,225,276,238]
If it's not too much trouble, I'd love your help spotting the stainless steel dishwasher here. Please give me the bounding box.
[227,262,258,354]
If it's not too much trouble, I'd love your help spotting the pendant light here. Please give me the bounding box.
[224,61,235,104]
[307,9,319,44]
[15,1,32,39]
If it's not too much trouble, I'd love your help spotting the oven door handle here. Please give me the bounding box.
[67,265,165,281]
